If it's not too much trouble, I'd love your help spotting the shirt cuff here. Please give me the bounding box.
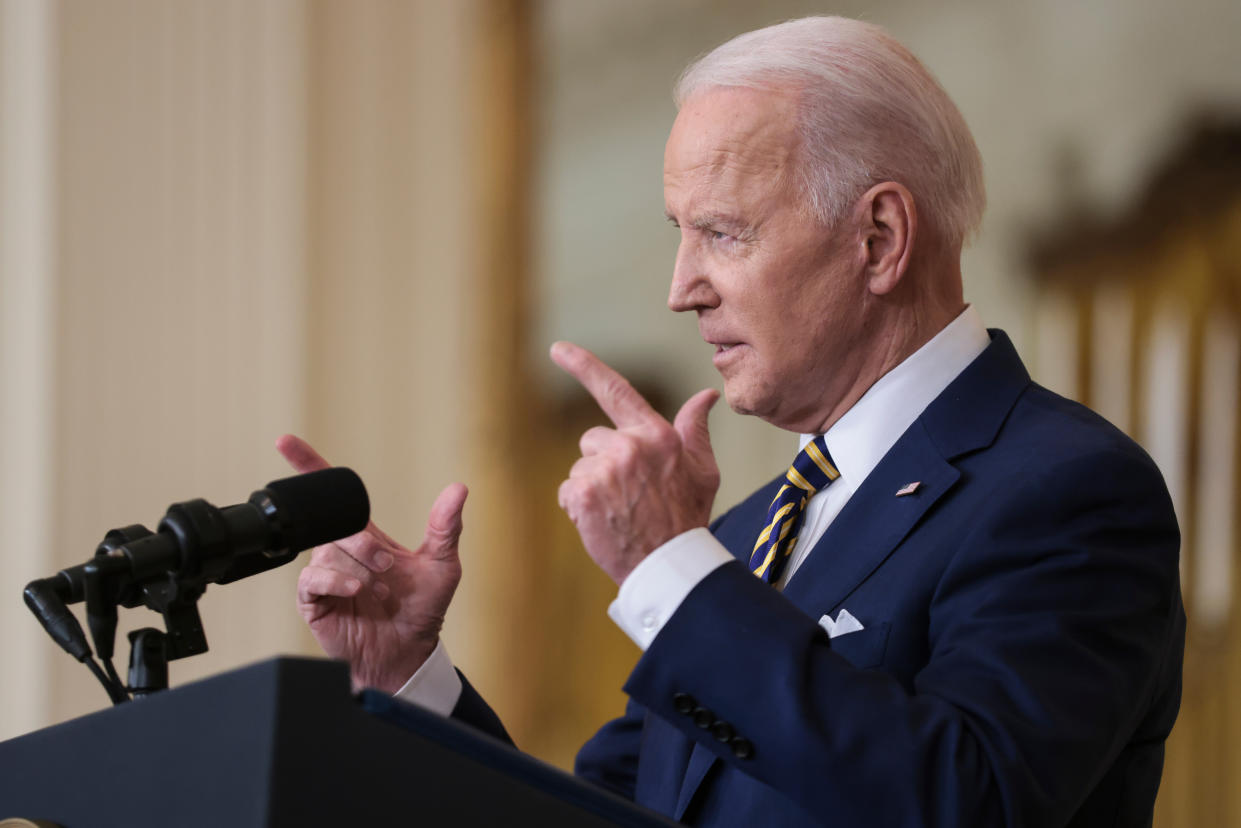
[607,527,734,650]
[391,639,462,717]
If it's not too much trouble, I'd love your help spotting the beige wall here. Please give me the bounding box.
[0,0,487,740]
[1,0,57,740]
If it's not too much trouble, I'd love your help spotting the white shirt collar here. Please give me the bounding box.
[799,306,990,489]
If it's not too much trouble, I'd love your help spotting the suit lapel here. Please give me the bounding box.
[784,330,1030,611]
[783,421,957,612]
[669,435,959,822]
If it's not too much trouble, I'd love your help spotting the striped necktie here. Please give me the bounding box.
[749,435,839,584]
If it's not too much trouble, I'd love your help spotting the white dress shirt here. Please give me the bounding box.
[397,307,989,711]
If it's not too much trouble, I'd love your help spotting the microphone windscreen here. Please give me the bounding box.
[261,467,370,551]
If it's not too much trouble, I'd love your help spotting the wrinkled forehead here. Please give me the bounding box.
[663,86,801,188]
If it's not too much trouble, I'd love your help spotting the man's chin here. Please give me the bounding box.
[723,395,749,416]
[720,382,765,419]
[721,380,803,429]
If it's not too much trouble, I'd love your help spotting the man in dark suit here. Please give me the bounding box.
[279,16,1184,827]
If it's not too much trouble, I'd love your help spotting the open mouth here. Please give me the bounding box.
[712,342,745,366]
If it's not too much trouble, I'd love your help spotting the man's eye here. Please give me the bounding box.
[709,230,733,242]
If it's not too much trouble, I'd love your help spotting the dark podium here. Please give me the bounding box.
[0,658,679,827]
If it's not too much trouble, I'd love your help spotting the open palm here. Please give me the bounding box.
[277,434,466,693]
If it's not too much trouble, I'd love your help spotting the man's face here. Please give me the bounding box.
[663,86,871,434]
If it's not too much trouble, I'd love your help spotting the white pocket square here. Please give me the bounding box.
[819,608,865,639]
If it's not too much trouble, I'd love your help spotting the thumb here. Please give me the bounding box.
[673,388,720,457]
[423,482,468,561]
[276,433,332,474]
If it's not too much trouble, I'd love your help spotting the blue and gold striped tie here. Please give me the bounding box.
[749,435,839,584]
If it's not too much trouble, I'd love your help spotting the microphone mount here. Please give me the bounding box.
[23,468,369,703]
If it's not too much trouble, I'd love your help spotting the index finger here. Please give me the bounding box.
[276,433,332,474]
[550,341,661,428]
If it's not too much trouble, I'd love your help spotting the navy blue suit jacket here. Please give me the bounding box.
[458,331,1185,827]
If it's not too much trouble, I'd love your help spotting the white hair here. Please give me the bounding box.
[674,17,985,249]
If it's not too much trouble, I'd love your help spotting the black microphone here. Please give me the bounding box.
[215,467,372,583]
[112,466,371,589]
[24,468,370,660]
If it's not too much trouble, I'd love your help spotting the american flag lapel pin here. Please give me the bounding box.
[895,481,921,497]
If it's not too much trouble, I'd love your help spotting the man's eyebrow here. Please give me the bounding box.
[664,211,741,229]
[664,211,753,239]
[689,213,733,230]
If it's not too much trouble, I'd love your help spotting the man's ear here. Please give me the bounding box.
[858,182,916,296]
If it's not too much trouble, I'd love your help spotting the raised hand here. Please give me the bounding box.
[550,341,721,585]
[276,434,466,693]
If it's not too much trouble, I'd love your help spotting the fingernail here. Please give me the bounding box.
[372,580,390,600]
[345,578,361,594]
[373,551,394,571]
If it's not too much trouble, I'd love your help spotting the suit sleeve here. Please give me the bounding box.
[574,697,648,801]
[619,445,1184,826]
[450,670,514,746]
[572,504,746,803]
[448,664,646,803]
[448,669,646,803]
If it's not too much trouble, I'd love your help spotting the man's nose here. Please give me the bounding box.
[667,242,719,312]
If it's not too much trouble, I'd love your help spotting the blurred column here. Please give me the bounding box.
[304,0,488,667]
[1,0,313,737]
[0,0,56,739]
